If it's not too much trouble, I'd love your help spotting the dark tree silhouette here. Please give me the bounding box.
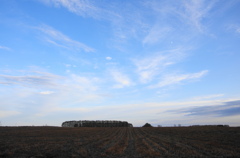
[142,123,152,127]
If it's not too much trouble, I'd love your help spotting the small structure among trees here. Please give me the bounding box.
[62,120,133,127]
[142,123,152,127]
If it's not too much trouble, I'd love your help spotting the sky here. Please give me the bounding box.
[0,0,240,127]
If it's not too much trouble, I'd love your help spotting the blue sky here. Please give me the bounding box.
[0,0,240,127]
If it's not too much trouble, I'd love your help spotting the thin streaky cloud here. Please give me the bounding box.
[39,0,120,20]
[0,73,61,87]
[39,0,145,44]
[45,39,69,49]
[0,69,102,116]
[143,0,216,33]
[40,0,100,18]
[143,26,172,45]
[150,70,208,88]
[110,69,132,88]
[236,26,240,33]
[134,48,186,83]
[0,45,11,51]
[226,24,240,35]
[106,57,112,60]
[180,0,217,32]
[39,91,54,95]
[36,25,95,52]
[192,94,225,101]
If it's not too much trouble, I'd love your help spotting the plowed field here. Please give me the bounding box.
[0,126,240,157]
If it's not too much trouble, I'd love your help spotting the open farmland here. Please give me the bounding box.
[0,126,240,157]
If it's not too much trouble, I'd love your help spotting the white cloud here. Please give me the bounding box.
[69,74,99,91]
[52,98,240,126]
[226,24,240,35]
[192,94,225,100]
[150,70,208,88]
[0,67,238,126]
[39,0,150,45]
[0,69,100,97]
[39,0,119,20]
[40,91,54,95]
[236,27,240,33]
[142,0,217,34]
[180,0,216,32]
[0,69,103,119]
[0,72,61,88]
[106,57,112,60]
[143,26,172,44]
[41,0,100,18]
[232,25,240,34]
[134,48,186,83]
[0,45,11,51]
[36,25,95,52]
[110,69,132,88]
[64,64,72,68]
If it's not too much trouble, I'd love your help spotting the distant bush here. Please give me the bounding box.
[217,125,229,127]
[142,123,152,127]
[191,124,230,127]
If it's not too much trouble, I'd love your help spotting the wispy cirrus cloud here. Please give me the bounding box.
[0,71,61,88]
[39,91,54,95]
[36,25,95,52]
[40,0,99,18]
[134,48,186,83]
[143,26,172,45]
[192,94,225,101]
[109,69,133,88]
[180,0,217,32]
[144,0,217,33]
[39,0,120,20]
[106,57,112,60]
[237,28,240,34]
[227,24,240,35]
[0,69,99,96]
[150,70,208,88]
[0,45,11,51]
[38,0,150,44]
[0,69,102,118]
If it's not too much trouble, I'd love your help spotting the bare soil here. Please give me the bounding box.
[0,126,239,157]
